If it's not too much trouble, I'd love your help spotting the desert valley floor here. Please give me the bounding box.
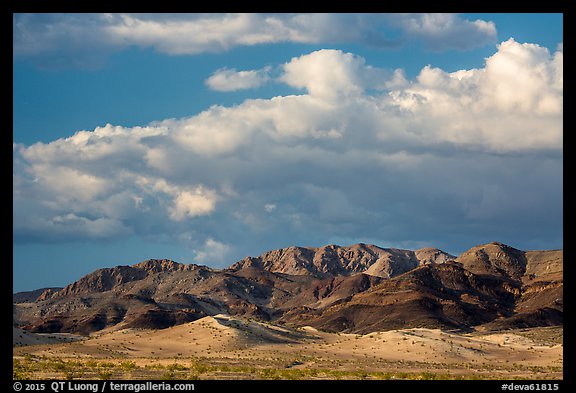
[14,314,563,380]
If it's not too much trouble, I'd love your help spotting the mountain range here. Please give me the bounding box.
[13,242,563,335]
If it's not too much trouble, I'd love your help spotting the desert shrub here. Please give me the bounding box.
[119,361,137,371]
[187,371,200,380]
[236,365,256,374]
[217,364,230,372]
[417,372,438,380]
[13,359,34,380]
[64,370,84,380]
[23,353,35,362]
[167,363,188,372]
[85,360,98,368]
[50,359,67,372]
[327,370,346,379]
[161,371,175,380]
[97,370,113,380]
[260,368,282,379]
[277,370,304,379]
[191,363,209,374]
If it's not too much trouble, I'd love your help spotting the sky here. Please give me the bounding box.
[12,13,563,292]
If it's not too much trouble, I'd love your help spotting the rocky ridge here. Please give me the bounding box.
[13,242,562,335]
[228,243,454,278]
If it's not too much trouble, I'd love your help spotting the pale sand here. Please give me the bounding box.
[13,315,563,379]
[13,326,83,347]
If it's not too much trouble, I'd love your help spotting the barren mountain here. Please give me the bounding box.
[456,242,527,279]
[13,287,62,304]
[228,243,454,278]
[13,242,562,335]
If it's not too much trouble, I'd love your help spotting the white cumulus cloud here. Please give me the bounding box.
[387,38,562,151]
[13,40,562,260]
[205,66,271,91]
[194,238,231,264]
[169,189,218,221]
[281,49,389,100]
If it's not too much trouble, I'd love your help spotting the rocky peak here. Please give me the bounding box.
[229,243,454,279]
[35,288,62,302]
[313,244,375,275]
[15,241,562,335]
[41,265,148,300]
[363,248,419,278]
[227,256,262,272]
[415,247,456,265]
[14,288,63,303]
[456,242,527,279]
[132,259,187,273]
[258,246,317,275]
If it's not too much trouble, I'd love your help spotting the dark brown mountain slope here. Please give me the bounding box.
[292,261,519,334]
[454,243,563,330]
[13,242,562,335]
[455,242,527,279]
[18,261,276,333]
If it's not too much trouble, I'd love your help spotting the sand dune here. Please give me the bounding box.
[13,315,562,379]
[13,327,83,347]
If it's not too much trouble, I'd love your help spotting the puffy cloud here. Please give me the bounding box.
[281,49,389,100]
[481,39,563,115]
[13,41,562,258]
[387,39,562,152]
[14,13,498,67]
[205,66,271,91]
[137,178,219,221]
[166,188,218,221]
[194,238,231,265]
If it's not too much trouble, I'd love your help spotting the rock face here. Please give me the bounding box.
[456,242,527,279]
[13,288,62,304]
[13,242,562,335]
[229,243,454,278]
[40,259,192,301]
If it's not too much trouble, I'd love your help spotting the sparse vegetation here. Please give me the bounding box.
[13,352,563,380]
[13,317,562,381]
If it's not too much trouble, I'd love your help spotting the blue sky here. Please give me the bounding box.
[13,13,563,292]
